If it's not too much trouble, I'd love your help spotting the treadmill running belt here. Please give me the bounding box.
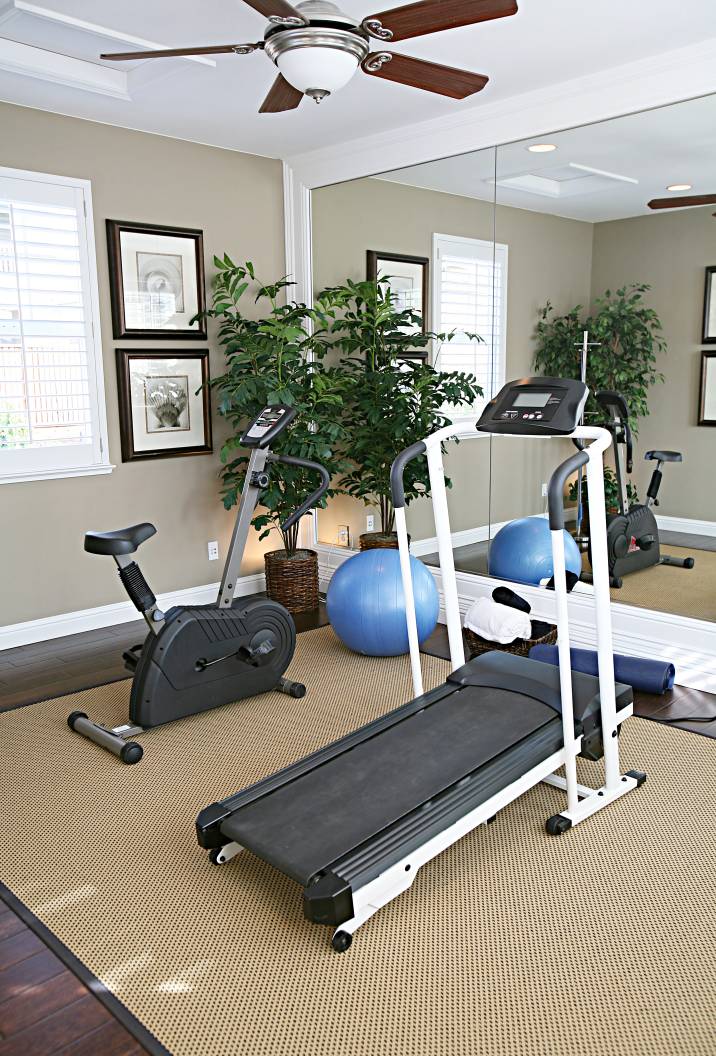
[221,687,560,885]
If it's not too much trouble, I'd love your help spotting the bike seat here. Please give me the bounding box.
[84,523,157,556]
[645,450,682,463]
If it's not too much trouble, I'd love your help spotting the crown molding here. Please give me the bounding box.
[285,38,716,188]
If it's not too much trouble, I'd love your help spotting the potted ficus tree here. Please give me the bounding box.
[196,256,345,612]
[315,277,483,548]
[534,284,666,429]
[535,283,665,530]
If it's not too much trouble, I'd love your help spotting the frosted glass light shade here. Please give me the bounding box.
[276,46,360,94]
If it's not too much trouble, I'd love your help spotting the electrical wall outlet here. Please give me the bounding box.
[366,514,375,532]
[207,540,219,561]
[541,483,548,498]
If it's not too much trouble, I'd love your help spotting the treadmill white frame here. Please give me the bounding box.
[333,421,644,946]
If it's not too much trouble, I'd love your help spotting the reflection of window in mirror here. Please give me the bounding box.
[432,234,507,417]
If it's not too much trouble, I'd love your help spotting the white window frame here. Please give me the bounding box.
[0,165,112,485]
[431,232,508,422]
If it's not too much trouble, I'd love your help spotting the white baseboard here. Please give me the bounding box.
[0,572,266,651]
[655,515,716,539]
[315,541,716,694]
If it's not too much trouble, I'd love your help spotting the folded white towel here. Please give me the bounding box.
[463,598,531,645]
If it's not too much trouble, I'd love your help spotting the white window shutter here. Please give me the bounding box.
[432,234,508,417]
[0,169,110,483]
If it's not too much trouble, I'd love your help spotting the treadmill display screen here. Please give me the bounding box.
[513,392,551,408]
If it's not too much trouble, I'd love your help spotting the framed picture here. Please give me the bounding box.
[107,220,207,339]
[698,350,716,426]
[367,250,430,334]
[703,266,716,344]
[116,350,213,461]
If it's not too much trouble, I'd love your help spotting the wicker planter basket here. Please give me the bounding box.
[464,620,558,658]
[264,549,319,614]
[359,532,400,551]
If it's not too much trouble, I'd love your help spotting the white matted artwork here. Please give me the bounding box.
[117,350,212,461]
[107,221,206,339]
[699,351,716,426]
[367,250,429,337]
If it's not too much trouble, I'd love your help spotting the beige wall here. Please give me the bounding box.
[590,207,714,521]
[1,103,285,625]
[312,175,594,543]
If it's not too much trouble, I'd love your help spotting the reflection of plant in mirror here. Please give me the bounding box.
[534,284,666,433]
[193,256,346,556]
[568,467,638,514]
[316,278,483,535]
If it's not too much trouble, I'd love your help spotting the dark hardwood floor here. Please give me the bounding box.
[1,603,714,1056]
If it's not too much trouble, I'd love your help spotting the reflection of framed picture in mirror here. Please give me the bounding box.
[367,250,429,334]
[116,350,212,461]
[698,350,716,426]
[703,266,716,344]
[107,220,207,339]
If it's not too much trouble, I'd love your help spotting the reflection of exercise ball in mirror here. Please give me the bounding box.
[489,517,582,586]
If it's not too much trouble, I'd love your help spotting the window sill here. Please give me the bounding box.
[0,463,115,486]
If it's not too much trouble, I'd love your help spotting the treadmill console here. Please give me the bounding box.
[241,405,297,449]
[477,377,588,436]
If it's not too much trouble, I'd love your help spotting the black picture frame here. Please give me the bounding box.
[702,266,716,344]
[116,349,213,462]
[698,350,716,426]
[107,220,207,340]
[366,250,430,334]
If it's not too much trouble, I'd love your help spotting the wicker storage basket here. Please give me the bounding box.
[264,549,319,613]
[359,532,403,551]
[464,620,558,658]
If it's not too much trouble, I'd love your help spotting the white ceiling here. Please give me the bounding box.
[378,93,716,222]
[0,0,715,159]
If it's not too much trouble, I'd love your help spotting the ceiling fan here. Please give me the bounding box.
[101,0,518,112]
[648,194,716,211]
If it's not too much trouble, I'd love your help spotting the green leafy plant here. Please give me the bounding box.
[315,277,483,534]
[195,256,346,556]
[534,284,666,433]
[568,468,638,514]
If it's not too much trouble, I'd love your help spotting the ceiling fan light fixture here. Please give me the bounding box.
[666,183,692,192]
[265,28,368,99]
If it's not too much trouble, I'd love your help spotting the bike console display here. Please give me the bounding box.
[241,405,297,449]
[477,377,588,436]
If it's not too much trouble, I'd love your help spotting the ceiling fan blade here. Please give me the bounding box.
[259,74,304,112]
[101,43,260,60]
[241,0,307,24]
[362,52,487,98]
[362,0,517,42]
[648,194,716,210]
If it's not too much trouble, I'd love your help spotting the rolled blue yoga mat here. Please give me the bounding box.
[528,644,675,695]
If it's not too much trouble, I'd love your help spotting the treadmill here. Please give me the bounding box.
[196,377,646,952]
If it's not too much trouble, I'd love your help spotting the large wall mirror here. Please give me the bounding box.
[310,92,715,627]
[311,143,499,555]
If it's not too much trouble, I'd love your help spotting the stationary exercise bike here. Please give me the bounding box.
[588,390,694,587]
[68,405,329,763]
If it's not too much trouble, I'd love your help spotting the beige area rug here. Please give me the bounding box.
[581,544,716,622]
[1,627,715,1056]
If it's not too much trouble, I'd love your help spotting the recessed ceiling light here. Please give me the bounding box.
[666,183,692,192]
[527,143,557,153]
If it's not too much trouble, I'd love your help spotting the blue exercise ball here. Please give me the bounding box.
[327,548,439,657]
[488,516,582,586]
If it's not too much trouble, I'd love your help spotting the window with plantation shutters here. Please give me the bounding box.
[431,233,508,417]
[0,168,110,484]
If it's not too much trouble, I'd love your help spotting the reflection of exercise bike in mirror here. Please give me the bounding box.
[583,390,695,588]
